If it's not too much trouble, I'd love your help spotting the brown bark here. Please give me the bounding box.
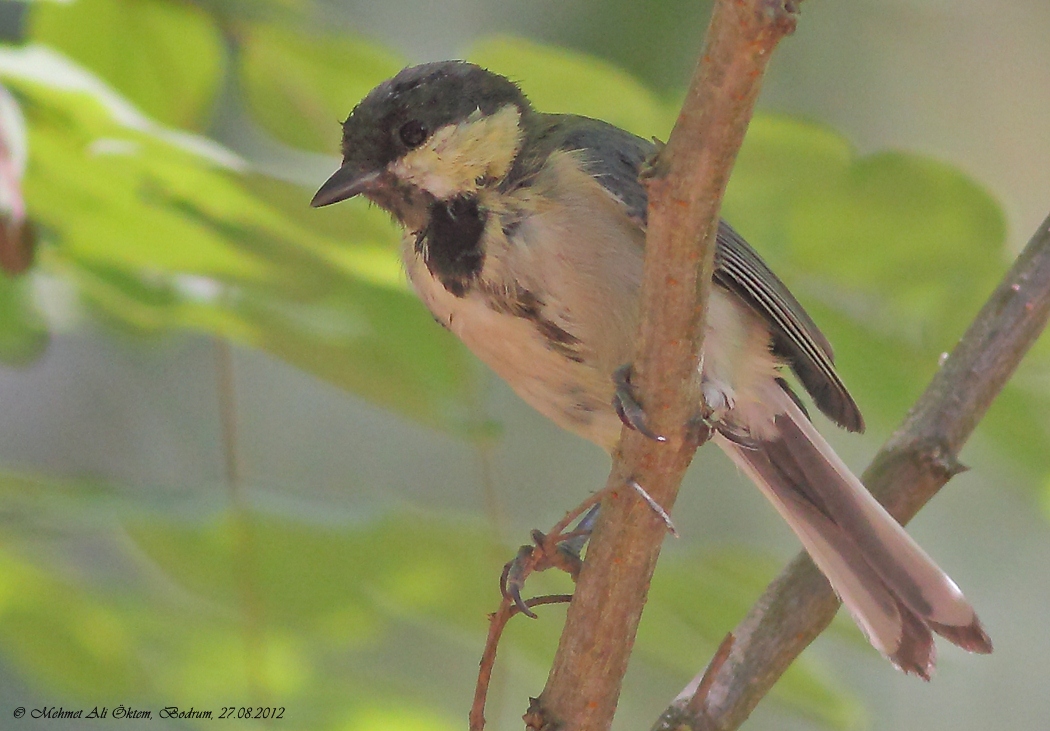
[532,2,802,729]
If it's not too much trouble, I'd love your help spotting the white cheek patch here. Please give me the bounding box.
[389,104,523,199]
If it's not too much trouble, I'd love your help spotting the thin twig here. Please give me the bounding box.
[470,491,609,729]
[214,339,270,706]
[658,211,1050,731]
[534,2,801,730]
[470,594,573,731]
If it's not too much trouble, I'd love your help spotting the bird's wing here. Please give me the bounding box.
[713,221,863,432]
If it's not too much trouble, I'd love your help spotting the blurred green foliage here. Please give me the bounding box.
[0,273,47,363]
[29,0,224,130]
[0,469,863,730]
[3,41,473,433]
[0,0,1041,729]
[239,23,405,153]
[540,0,714,92]
[470,36,676,137]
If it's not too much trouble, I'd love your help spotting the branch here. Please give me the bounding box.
[532,2,800,729]
[656,211,1050,731]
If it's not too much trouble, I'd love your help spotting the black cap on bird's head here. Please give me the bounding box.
[311,61,530,209]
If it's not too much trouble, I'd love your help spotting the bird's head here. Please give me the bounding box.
[311,61,530,227]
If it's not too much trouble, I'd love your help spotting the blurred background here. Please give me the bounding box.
[0,0,1048,730]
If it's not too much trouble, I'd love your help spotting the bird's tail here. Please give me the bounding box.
[716,389,992,678]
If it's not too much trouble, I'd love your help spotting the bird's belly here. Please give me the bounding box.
[405,256,623,450]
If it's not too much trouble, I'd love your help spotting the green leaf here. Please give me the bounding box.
[722,115,1036,467]
[788,152,1004,340]
[125,512,498,631]
[28,0,223,129]
[238,23,406,153]
[469,35,676,140]
[2,45,475,432]
[723,114,854,251]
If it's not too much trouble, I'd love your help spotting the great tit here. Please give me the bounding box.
[312,61,992,676]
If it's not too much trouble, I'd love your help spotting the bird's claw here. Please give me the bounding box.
[639,138,667,180]
[500,527,586,619]
[499,505,599,617]
[613,364,667,442]
[501,544,540,618]
[688,411,758,450]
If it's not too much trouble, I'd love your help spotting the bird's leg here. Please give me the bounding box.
[500,478,684,616]
[504,363,705,616]
[612,364,667,442]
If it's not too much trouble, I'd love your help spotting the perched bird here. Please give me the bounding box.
[312,61,991,676]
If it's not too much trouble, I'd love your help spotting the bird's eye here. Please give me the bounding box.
[399,120,428,148]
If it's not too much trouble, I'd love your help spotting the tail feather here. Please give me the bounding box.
[716,389,991,675]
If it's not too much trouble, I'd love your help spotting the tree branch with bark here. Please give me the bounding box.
[531,2,801,729]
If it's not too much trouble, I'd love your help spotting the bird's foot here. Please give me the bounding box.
[500,503,600,618]
[691,379,757,448]
[612,364,667,442]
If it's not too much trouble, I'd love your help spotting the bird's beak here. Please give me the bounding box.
[310,166,381,208]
